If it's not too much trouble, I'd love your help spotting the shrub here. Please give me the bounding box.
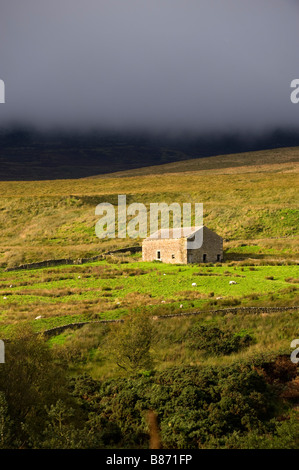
[259,355,297,384]
[68,363,279,449]
[186,323,254,356]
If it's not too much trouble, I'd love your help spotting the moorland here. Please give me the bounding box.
[0,146,298,449]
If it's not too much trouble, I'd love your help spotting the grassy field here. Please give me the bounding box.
[0,259,298,337]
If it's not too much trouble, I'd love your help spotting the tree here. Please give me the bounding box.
[106,313,156,373]
[0,324,69,447]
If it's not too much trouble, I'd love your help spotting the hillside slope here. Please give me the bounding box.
[0,147,298,267]
[93,146,299,178]
[1,127,299,180]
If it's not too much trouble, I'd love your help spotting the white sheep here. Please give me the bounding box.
[229,281,237,285]
[35,316,42,320]
[192,282,197,286]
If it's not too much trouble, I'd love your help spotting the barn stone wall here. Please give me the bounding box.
[187,226,223,263]
[142,237,187,264]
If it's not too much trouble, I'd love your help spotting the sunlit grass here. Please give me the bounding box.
[0,260,297,337]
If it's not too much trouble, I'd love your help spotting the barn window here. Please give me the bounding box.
[217,254,221,262]
[172,254,175,259]
[156,250,161,259]
[203,254,207,262]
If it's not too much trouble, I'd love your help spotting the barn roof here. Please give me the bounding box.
[145,225,204,240]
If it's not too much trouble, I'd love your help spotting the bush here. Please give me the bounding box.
[186,323,254,356]
[258,355,297,384]
[68,362,279,449]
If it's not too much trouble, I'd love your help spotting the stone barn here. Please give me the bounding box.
[142,226,223,264]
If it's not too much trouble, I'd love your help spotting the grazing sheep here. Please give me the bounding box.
[192,282,197,286]
[35,316,42,320]
[229,281,237,285]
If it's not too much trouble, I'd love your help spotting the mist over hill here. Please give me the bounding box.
[1,1,299,180]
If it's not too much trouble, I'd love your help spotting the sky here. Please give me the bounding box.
[0,0,298,135]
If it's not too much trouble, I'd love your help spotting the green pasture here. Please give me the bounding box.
[0,260,297,335]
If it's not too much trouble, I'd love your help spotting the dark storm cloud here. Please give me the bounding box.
[0,0,298,133]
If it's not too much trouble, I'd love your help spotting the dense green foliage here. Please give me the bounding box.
[0,328,298,449]
[186,323,254,356]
